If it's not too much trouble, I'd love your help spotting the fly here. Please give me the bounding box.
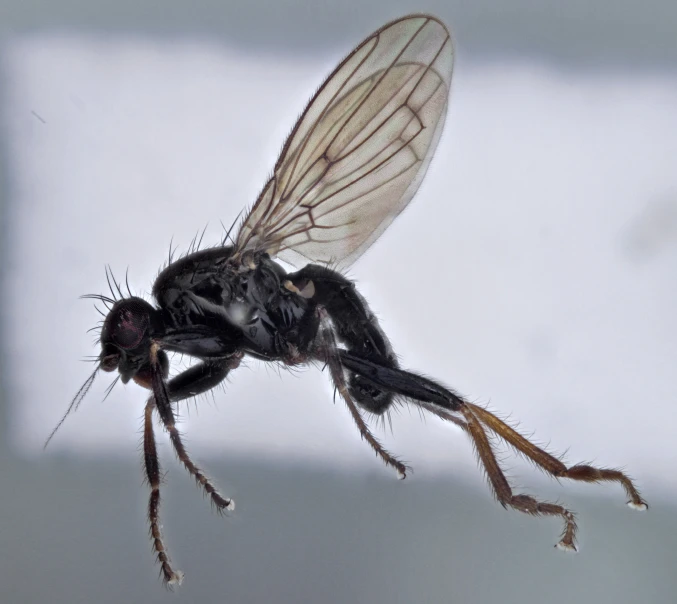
[49,14,647,586]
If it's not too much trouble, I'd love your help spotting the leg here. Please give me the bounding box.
[315,308,409,478]
[143,398,183,586]
[336,350,647,549]
[150,348,239,513]
[289,265,398,414]
[143,349,240,585]
[465,402,647,511]
[412,398,579,548]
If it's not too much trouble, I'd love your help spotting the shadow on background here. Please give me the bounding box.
[0,455,673,603]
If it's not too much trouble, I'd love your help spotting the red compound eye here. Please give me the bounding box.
[101,297,155,352]
[112,307,148,350]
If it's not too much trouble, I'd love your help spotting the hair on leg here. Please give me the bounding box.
[143,399,183,586]
[315,308,409,479]
[149,345,235,513]
[465,402,647,510]
[336,350,647,549]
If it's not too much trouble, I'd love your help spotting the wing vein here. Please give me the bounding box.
[232,15,454,270]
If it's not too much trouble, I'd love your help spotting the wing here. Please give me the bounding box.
[234,14,454,270]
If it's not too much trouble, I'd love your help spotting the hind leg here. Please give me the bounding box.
[335,350,648,550]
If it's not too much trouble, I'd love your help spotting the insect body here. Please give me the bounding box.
[54,14,647,586]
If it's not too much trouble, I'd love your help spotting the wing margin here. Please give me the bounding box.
[234,14,454,270]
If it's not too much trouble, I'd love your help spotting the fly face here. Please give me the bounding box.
[99,297,168,389]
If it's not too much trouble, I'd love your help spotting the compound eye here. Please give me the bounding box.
[100,352,120,372]
[113,308,148,350]
[101,298,153,352]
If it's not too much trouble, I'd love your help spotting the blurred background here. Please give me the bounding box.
[1,1,676,602]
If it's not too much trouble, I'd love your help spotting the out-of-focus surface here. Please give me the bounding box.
[1,1,676,603]
[0,456,673,604]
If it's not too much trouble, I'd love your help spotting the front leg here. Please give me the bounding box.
[143,397,183,586]
[166,353,243,403]
[143,349,240,586]
[150,349,241,512]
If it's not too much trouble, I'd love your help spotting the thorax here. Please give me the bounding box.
[152,246,312,358]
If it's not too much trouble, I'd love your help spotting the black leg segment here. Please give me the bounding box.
[142,347,241,584]
[314,308,409,478]
[289,265,399,414]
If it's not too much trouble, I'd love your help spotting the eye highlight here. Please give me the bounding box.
[111,307,148,350]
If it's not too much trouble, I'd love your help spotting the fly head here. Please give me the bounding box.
[100,297,168,388]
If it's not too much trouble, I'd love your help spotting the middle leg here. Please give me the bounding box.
[314,307,409,478]
[288,264,399,415]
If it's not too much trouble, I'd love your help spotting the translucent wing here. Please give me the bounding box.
[234,15,454,270]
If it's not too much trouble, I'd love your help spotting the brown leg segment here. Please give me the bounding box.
[430,401,647,550]
[334,351,648,550]
[460,404,579,550]
[466,402,648,511]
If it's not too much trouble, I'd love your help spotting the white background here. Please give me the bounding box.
[3,32,676,499]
